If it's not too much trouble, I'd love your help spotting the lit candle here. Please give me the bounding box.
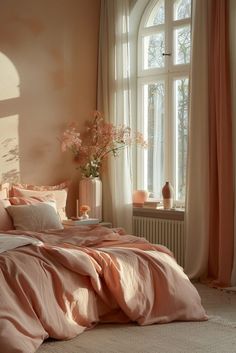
[76,199,79,219]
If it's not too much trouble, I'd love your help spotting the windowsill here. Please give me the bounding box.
[133,206,185,221]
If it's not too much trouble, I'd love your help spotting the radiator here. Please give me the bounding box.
[133,216,185,267]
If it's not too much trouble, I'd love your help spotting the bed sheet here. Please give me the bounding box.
[0,225,207,353]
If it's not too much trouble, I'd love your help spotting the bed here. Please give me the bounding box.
[0,183,207,353]
[0,225,207,353]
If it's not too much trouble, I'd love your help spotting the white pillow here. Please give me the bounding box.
[6,202,63,231]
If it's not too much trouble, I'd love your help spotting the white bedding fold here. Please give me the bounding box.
[0,234,42,253]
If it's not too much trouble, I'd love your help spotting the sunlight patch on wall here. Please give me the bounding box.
[0,52,20,183]
[0,52,20,101]
[0,115,20,183]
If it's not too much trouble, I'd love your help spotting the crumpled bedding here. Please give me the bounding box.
[0,234,42,253]
[0,225,207,353]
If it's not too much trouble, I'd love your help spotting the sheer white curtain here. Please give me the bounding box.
[97,0,133,233]
[184,0,209,278]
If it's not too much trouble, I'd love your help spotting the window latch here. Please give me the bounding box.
[162,53,172,56]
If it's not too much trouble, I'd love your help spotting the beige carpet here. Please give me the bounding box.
[37,283,236,353]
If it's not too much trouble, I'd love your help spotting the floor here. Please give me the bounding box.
[37,283,236,353]
[196,282,236,323]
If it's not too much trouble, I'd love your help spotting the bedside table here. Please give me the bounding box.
[99,222,112,228]
[63,219,99,226]
[62,220,112,228]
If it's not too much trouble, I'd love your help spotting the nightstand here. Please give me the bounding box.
[62,219,112,228]
[99,222,112,228]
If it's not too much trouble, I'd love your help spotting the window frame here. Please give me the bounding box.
[136,0,191,203]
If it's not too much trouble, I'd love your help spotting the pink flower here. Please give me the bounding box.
[80,204,90,212]
[61,128,82,153]
[60,111,147,177]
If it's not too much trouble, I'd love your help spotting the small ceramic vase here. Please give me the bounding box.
[81,211,89,219]
[162,182,174,210]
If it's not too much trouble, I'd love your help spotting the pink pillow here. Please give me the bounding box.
[12,181,69,220]
[0,183,10,199]
[0,183,14,230]
[12,181,69,192]
[8,195,55,205]
[0,200,14,231]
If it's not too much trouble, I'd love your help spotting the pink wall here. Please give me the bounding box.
[0,0,101,215]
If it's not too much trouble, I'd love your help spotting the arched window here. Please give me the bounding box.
[137,0,191,203]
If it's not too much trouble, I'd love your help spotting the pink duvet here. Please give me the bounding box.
[0,226,207,353]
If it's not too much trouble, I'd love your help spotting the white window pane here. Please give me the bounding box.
[146,0,165,27]
[143,33,165,69]
[137,0,192,203]
[173,25,191,65]
[174,0,191,21]
[143,82,165,198]
[174,78,189,201]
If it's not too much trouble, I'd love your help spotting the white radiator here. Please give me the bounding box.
[133,216,185,267]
